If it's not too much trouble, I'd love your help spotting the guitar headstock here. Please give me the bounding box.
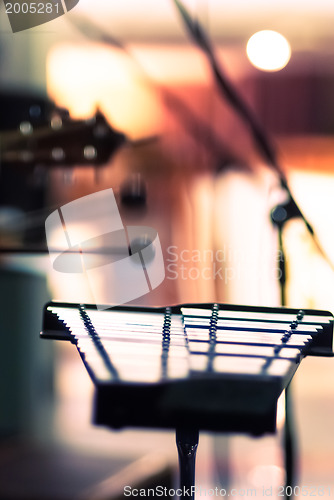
[0,110,126,170]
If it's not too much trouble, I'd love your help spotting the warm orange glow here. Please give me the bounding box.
[47,43,161,139]
[46,42,248,141]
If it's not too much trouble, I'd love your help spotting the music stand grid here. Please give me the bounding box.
[46,303,330,386]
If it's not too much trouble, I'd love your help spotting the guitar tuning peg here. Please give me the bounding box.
[19,121,33,135]
[29,104,42,119]
[51,147,65,162]
[50,114,63,130]
[84,145,97,161]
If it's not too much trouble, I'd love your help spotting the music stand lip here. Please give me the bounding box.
[92,378,280,436]
[42,300,334,356]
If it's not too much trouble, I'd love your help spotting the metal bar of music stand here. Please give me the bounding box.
[176,428,199,500]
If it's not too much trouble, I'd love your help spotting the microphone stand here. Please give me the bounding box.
[270,196,304,494]
[270,194,312,307]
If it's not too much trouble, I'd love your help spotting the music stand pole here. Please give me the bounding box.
[176,428,199,500]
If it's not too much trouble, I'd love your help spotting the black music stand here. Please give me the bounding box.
[42,301,334,500]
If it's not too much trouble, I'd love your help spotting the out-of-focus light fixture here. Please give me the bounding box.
[47,44,161,139]
[246,30,291,72]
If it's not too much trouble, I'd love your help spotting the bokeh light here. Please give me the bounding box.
[246,30,291,71]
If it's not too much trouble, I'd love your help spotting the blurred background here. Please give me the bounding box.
[1,0,334,498]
